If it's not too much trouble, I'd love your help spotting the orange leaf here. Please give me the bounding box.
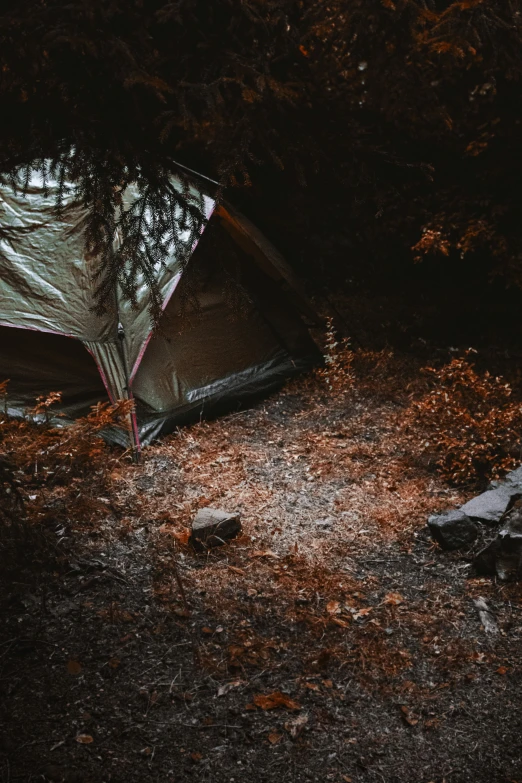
[400,706,418,726]
[383,592,404,606]
[353,607,372,620]
[496,666,508,675]
[253,691,301,711]
[326,600,341,615]
[75,734,93,744]
[173,529,190,545]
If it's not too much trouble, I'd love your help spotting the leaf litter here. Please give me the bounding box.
[2,350,522,782]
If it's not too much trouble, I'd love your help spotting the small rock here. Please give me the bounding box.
[474,508,522,581]
[460,486,521,525]
[427,509,478,550]
[473,597,498,634]
[189,507,241,551]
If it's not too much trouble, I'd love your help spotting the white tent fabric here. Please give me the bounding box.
[0,169,320,450]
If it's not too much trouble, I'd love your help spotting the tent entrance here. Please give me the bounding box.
[0,326,110,418]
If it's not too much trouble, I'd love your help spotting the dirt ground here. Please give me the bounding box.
[2,359,522,783]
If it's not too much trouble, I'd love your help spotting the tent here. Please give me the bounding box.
[0,168,321,452]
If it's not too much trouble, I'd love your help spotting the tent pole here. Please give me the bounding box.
[118,323,141,464]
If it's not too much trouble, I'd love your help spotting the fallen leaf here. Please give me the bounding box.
[342,777,352,783]
[217,679,244,697]
[284,713,308,738]
[75,734,93,744]
[383,592,404,606]
[304,682,320,691]
[202,627,213,635]
[173,529,190,545]
[322,679,333,689]
[326,600,341,615]
[190,751,203,762]
[250,550,279,559]
[268,731,283,745]
[353,607,372,620]
[108,657,120,669]
[67,660,82,675]
[253,691,301,711]
[400,705,418,726]
[496,666,508,675]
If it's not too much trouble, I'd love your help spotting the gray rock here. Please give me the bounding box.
[504,465,522,489]
[190,507,241,550]
[459,486,521,524]
[474,508,522,581]
[428,509,478,550]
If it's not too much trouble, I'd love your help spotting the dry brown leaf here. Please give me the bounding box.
[253,691,301,711]
[322,679,333,689]
[496,666,508,675]
[250,550,279,559]
[383,592,404,606]
[400,705,418,726]
[67,660,82,675]
[190,751,203,762]
[268,731,283,745]
[75,734,93,744]
[173,529,190,545]
[108,657,120,669]
[326,600,341,615]
[353,607,372,620]
[202,627,213,635]
[304,682,320,691]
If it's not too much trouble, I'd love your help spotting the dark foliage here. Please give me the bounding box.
[1,0,522,310]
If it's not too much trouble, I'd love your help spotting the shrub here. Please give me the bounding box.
[405,351,522,486]
[318,317,355,394]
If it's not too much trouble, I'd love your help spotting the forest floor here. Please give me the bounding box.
[2,349,522,783]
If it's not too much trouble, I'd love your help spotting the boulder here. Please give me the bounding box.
[459,486,521,525]
[427,509,478,551]
[190,507,241,551]
[504,465,522,490]
[474,508,522,581]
